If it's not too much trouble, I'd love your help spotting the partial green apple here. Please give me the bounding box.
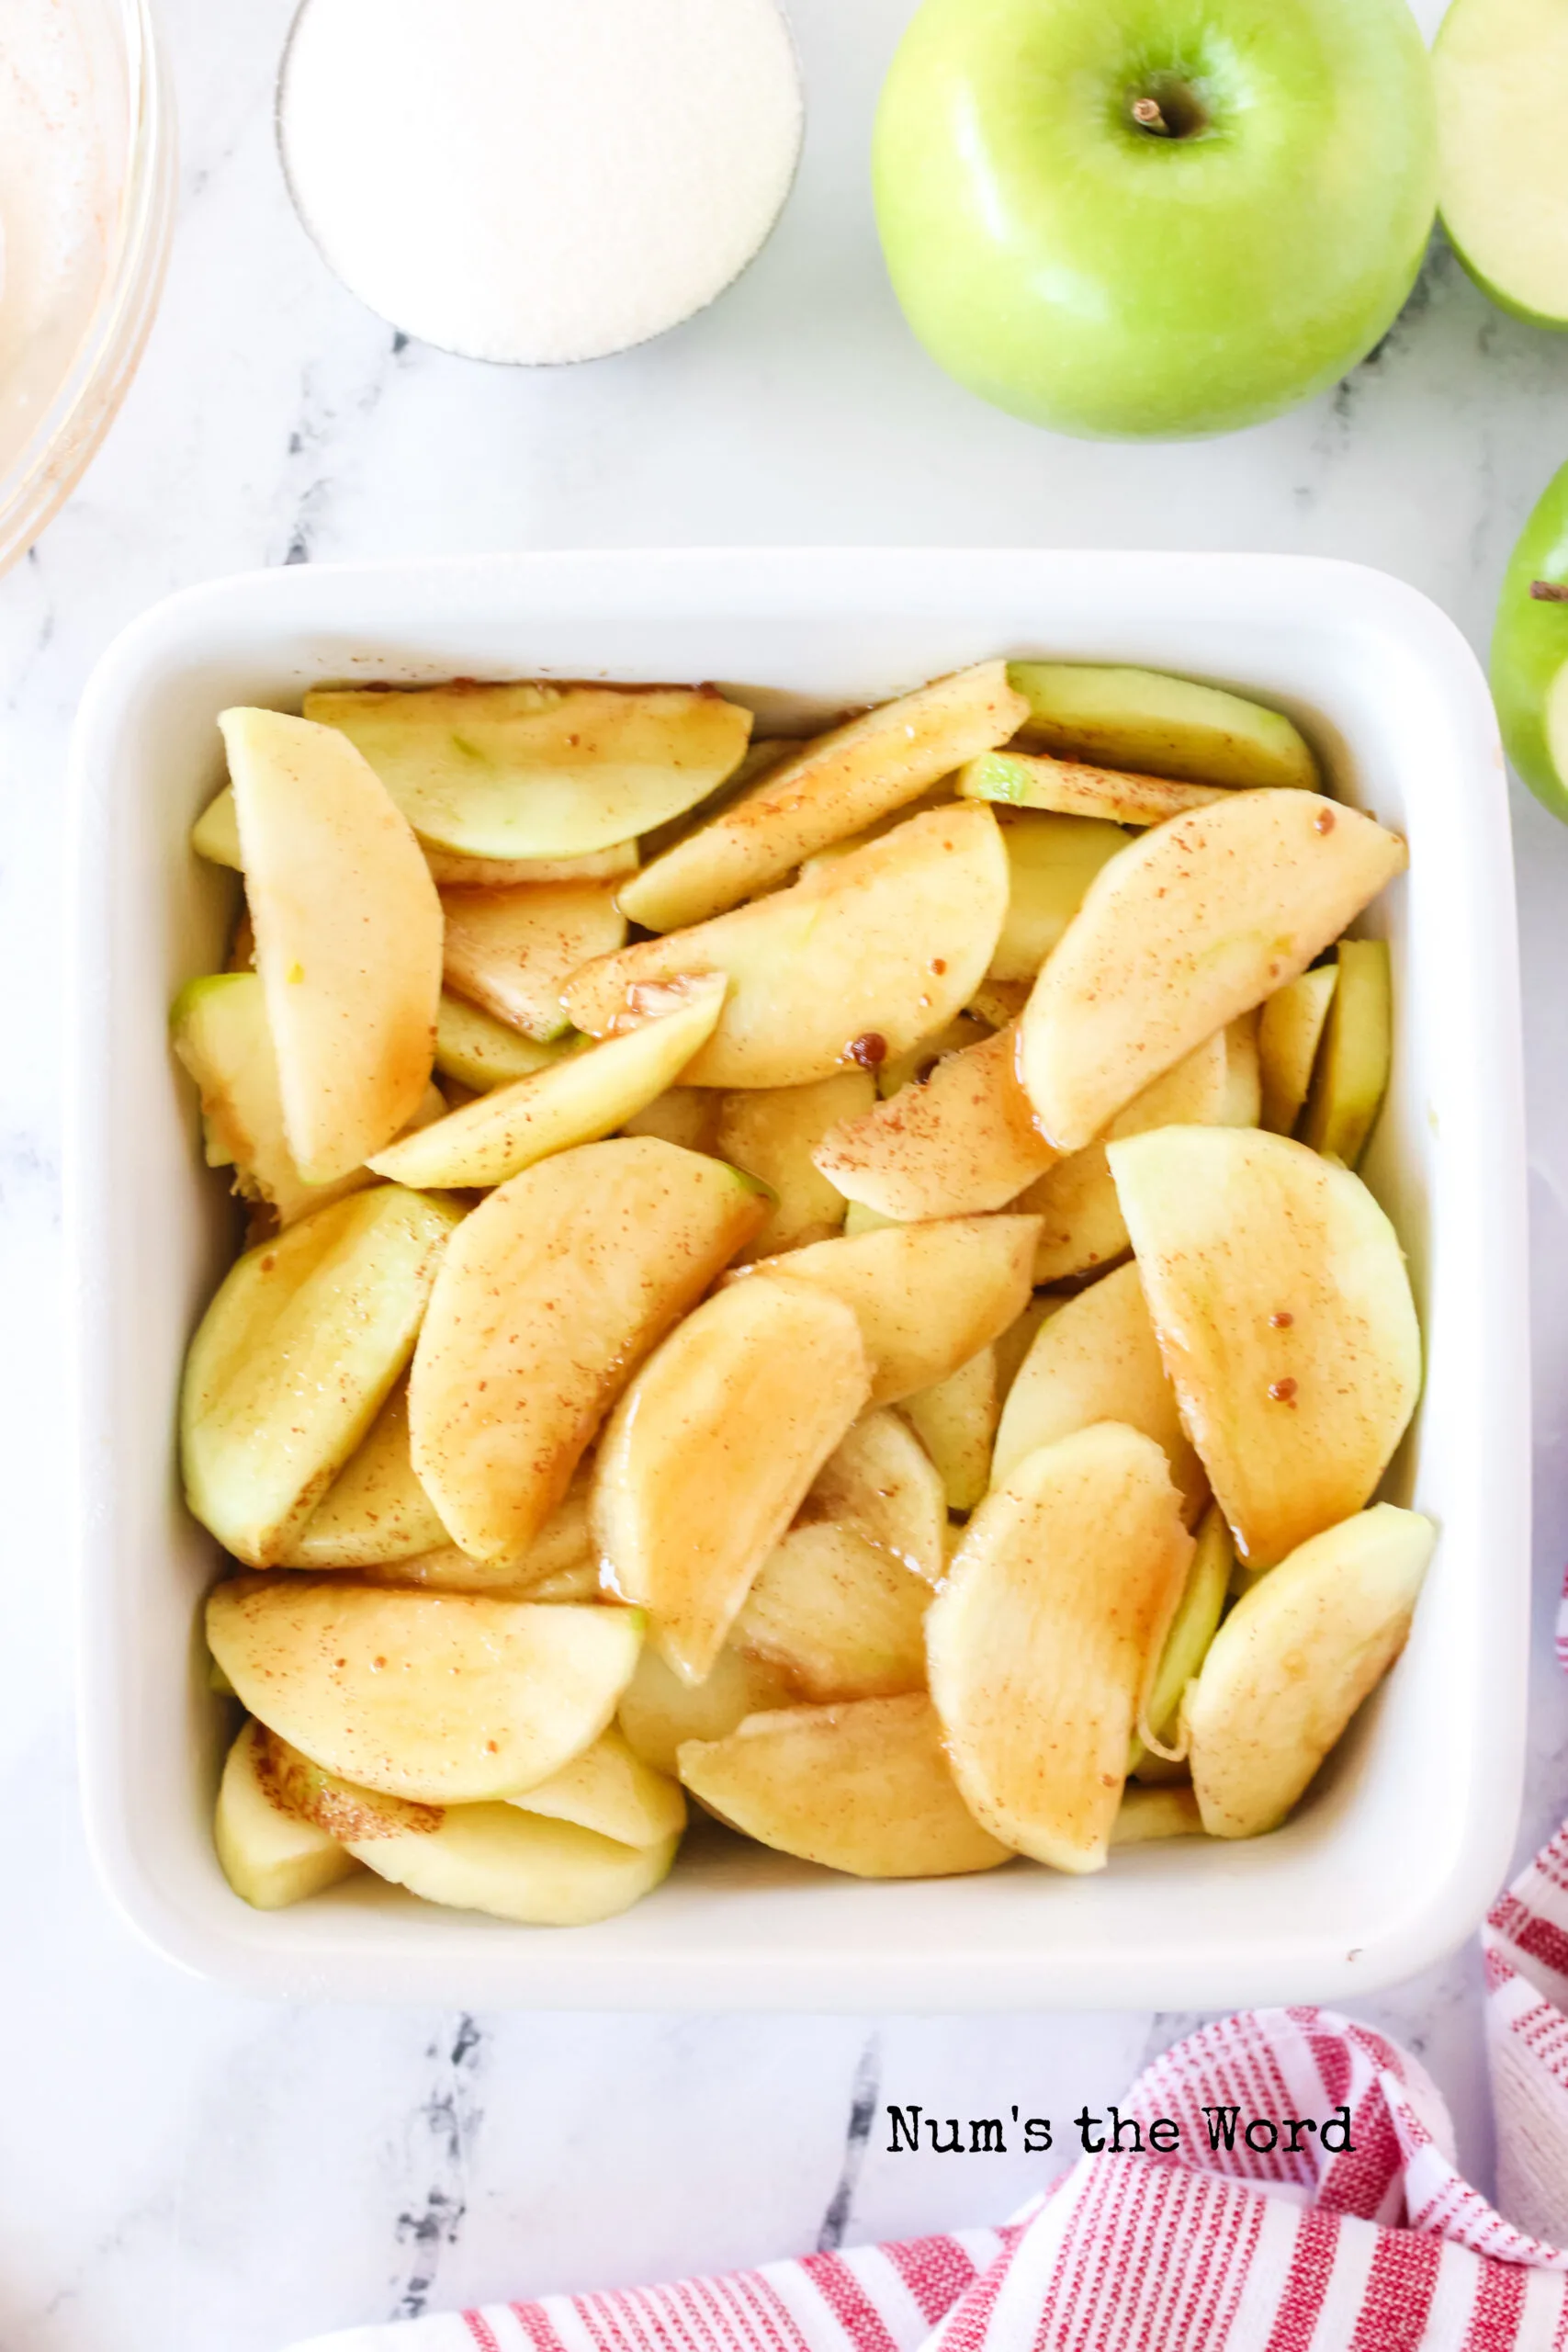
[872,0,1438,441]
[1492,458,1568,821]
[1435,0,1568,329]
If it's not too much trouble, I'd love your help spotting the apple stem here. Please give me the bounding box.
[1131,96,1171,134]
[1530,580,1568,602]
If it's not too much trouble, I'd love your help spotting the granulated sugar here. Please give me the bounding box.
[277,0,804,365]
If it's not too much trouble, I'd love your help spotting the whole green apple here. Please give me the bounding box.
[872,0,1438,441]
[1491,460,1568,822]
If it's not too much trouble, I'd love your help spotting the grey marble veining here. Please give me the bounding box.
[2,0,1566,2345]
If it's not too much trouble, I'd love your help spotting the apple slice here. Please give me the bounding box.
[619,662,1027,932]
[1007,663,1319,791]
[1435,0,1568,330]
[1020,789,1406,1149]
[803,1408,947,1583]
[410,1137,765,1562]
[621,1087,720,1152]
[1128,1502,1234,1773]
[442,881,626,1042]
[875,1011,991,1100]
[995,1295,1057,1404]
[434,993,574,1093]
[593,1277,870,1683]
[678,1693,1012,1878]
[617,1645,798,1775]
[926,1422,1193,1872]
[1108,1126,1421,1568]
[357,1467,603,1600]
[1111,1786,1204,1847]
[733,1523,931,1701]
[367,977,726,1190]
[281,1376,448,1569]
[991,1261,1207,1522]
[961,748,1226,827]
[508,1724,686,1848]
[303,680,753,859]
[214,1719,364,1909]
[1186,1503,1436,1838]
[813,1023,1055,1221]
[716,1070,876,1258]
[900,1346,998,1513]
[1301,939,1392,1167]
[968,979,1029,1031]
[423,840,639,888]
[728,1215,1037,1406]
[562,805,1010,1089]
[354,1804,679,1925]
[987,809,1130,982]
[191,786,244,868]
[182,1185,463,1566]
[1014,1024,1251,1286]
[1258,965,1337,1136]
[221,708,443,1183]
[207,1577,645,1803]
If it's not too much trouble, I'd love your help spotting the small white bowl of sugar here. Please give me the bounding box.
[276,0,805,366]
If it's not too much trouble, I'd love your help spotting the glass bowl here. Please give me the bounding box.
[0,0,176,578]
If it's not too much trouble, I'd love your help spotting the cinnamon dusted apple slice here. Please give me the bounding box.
[434,993,574,1093]
[181,1184,463,1566]
[620,1087,720,1153]
[1007,662,1319,792]
[926,1423,1193,1872]
[900,1345,998,1513]
[619,662,1027,932]
[727,1215,1037,1406]
[592,1276,870,1683]
[508,1724,686,1848]
[716,1070,876,1257]
[1019,790,1406,1149]
[1258,964,1338,1134]
[358,1466,602,1600]
[678,1693,1012,1878]
[991,1261,1207,1523]
[561,805,1010,1089]
[617,1645,798,1776]
[961,748,1226,828]
[442,880,626,1041]
[987,809,1130,980]
[207,1577,644,1804]
[1016,1019,1256,1287]
[221,708,443,1182]
[1186,1504,1436,1838]
[367,977,726,1190]
[359,1807,680,1924]
[733,1523,931,1701]
[1301,939,1393,1167]
[214,1719,365,1909]
[1108,1127,1421,1568]
[172,973,372,1227]
[410,1137,765,1562]
[812,1023,1055,1220]
[805,1408,947,1583]
[875,1012,992,1100]
[422,839,638,888]
[282,1376,448,1569]
[1111,1786,1205,1846]
[303,680,753,860]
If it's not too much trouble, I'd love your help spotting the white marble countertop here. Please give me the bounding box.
[4,0,1567,2345]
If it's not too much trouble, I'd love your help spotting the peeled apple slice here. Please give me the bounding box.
[214,1719,364,1909]
[1186,1503,1436,1838]
[1129,1502,1234,1773]
[281,1376,449,1568]
[434,993,572,1093]
[221,707,443,1183]
[733,1522,931,1701]
[442,881,626,1042]
[302,681,754,860]
[410,1138,765,1562]
[1111,1786,1205,1847]
[508,1724,686,1848]
[960,748,1225,828]
[1301,939,1392,1167]
[926,1423,1193,1872]
[367,977,726,1190]
[900,1346,998,1514]
[359,1808,678,1926]
[804,1408,947,1583]
[359,1468,602,1600]
[561,805,1010,1090]
[1020,790,1406,1150]
[619,662,1027,932]
[1258,965,1338,1136]
[621,1087,719,1153]
[1008,662,1319,792]
[991,1261,1207,1522]
[592,1276,870,1683]
[812,1023,1055,1221]
[678,1694,1012,1878]
[715,1070,875,1258]
[728,1215,1038,1406]
[1109,1127,1421,1569]
[986,808,1130,981]
[181,1184,462,1566]
[207,1577,645,1804]
[172,972,370,1227]
[191,786,243,868]
[617,1645,798,1776]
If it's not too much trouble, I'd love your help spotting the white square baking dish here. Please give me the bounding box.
[68,548,1528,2009]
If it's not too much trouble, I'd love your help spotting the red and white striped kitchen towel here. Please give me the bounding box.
[289,1586,1568,2352]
